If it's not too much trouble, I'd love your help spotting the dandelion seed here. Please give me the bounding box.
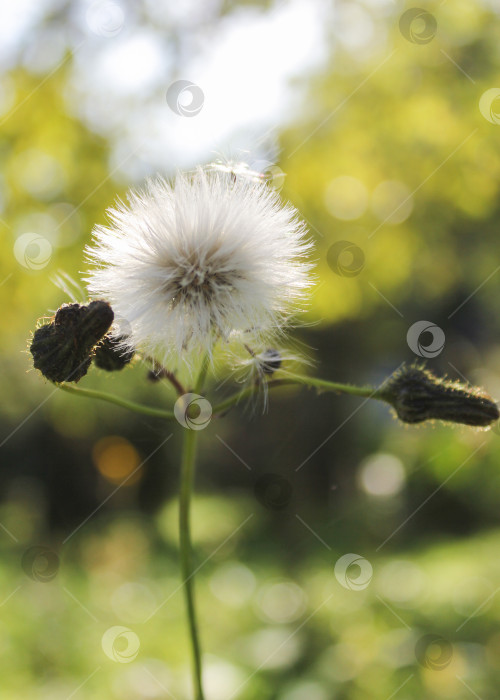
[231,344,303,411]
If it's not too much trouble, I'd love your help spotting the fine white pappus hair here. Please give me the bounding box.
[85,163,314,372]
[230,344,309,413]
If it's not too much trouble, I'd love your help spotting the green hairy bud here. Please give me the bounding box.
[382,365,499,428]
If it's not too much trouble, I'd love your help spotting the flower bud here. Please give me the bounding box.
[55,300,114,345]
[383,365,499,428]
[30,323,92,383]
[30,300,114,383]
[94,335,135,371]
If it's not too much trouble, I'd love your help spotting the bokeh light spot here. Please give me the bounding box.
[92,436,141,484]
[371,180,414,225]
[324,176,368,220]
[358,453,406,497]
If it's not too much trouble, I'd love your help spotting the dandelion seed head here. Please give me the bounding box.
[85,163,313,371]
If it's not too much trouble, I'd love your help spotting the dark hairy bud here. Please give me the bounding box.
[30,301,114,383]
[94,335,135,371]
[54,301,114,344]
[382,365,499,428]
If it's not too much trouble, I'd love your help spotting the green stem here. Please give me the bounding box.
[212,371,388,415]
[178,354,210,700]
[194,352,210,394]
[57,383,175,420]
[280,371,387,397]
[179,425,205,700]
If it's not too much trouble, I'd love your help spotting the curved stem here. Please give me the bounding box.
[212,371,389,415]
[179,425,205,700]
[57,383,175,420]
[145,356,187,396]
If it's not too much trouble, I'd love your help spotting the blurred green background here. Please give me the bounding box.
[2,0,500,698]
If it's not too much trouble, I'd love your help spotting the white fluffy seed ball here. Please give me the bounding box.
[85,163,313,369]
